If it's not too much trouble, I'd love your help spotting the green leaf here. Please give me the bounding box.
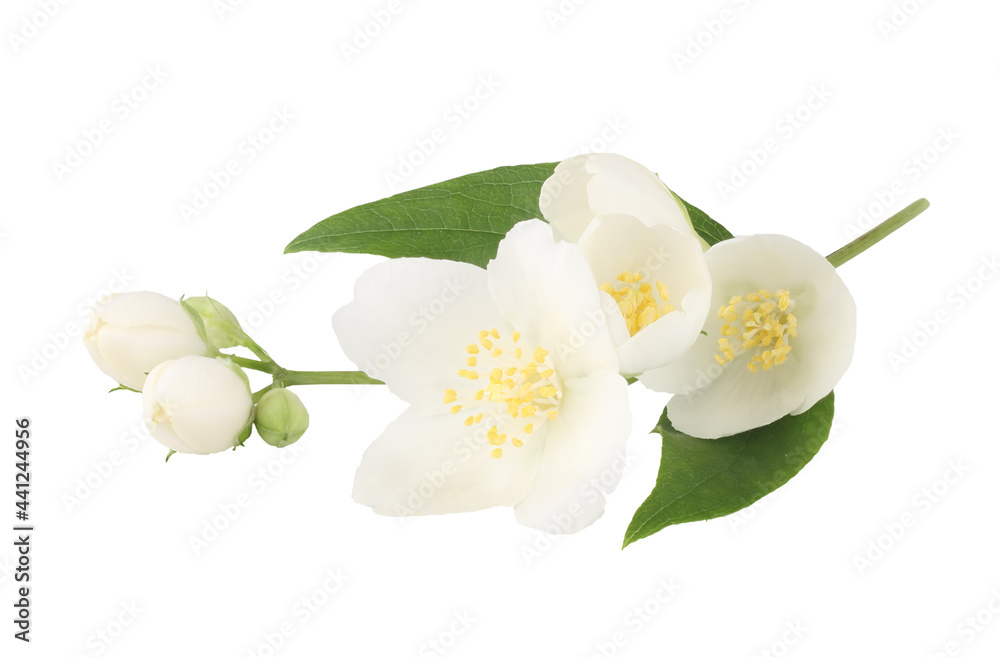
[674,193,734,246]
[285,163,558,268]
[623,393,835,547]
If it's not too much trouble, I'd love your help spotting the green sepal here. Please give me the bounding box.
[184,295,249,350]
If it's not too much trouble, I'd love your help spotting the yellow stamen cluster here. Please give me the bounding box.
[715,289,798,372]
[601,271,675,336]
[442,328,562,459]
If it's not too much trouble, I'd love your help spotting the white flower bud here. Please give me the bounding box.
[142,356,254,455]
[254,388,310,448]
[84,291,210,391]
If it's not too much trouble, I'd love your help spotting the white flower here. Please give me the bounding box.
[84,291,210,391]
[640,234,856,439]
[539,153,712,375]
[333,220,631,534]
[142,356,254,455]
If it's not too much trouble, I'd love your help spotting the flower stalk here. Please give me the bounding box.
[229,355,382,387]
[827,198,929,268]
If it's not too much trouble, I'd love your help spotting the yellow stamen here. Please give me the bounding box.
[442,327,566,459]
[606,271,676,336]
[716,287,798,374]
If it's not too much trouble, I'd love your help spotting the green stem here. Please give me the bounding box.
[230,354,382,388]
[230,355,281,375]
[827,198,929,268]
[278,370,383,386]
[252,384,274,404]
[241,338,276,365]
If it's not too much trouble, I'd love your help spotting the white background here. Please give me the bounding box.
[2,0,999,655]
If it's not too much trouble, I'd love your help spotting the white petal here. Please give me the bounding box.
[702,234,855,416]
[91,325,210,391]
[666,356,808,439]
[513,371,631,533]
[645,234,856,438]
[141,362,191,454]
[353,407,544,517]
[98,291,200,332]
[487,220,619,380]
[332,258,511,410]
[577,214,711,375]
[638,330,720,394]
[776,251,856,415]
[142,356,252,454]
[86,292,209,391]
[540,154,693,242]
[599,291,631,349]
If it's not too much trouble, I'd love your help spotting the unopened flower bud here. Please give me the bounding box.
[254,388,310,448]
[84,291,210,391]
[183,296,248,349]
[142,356,254,455]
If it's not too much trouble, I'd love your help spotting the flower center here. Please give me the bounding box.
[715,289,798,372]
[442,328,562,459]
[600,271,675,336]
[150,401,172,424]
